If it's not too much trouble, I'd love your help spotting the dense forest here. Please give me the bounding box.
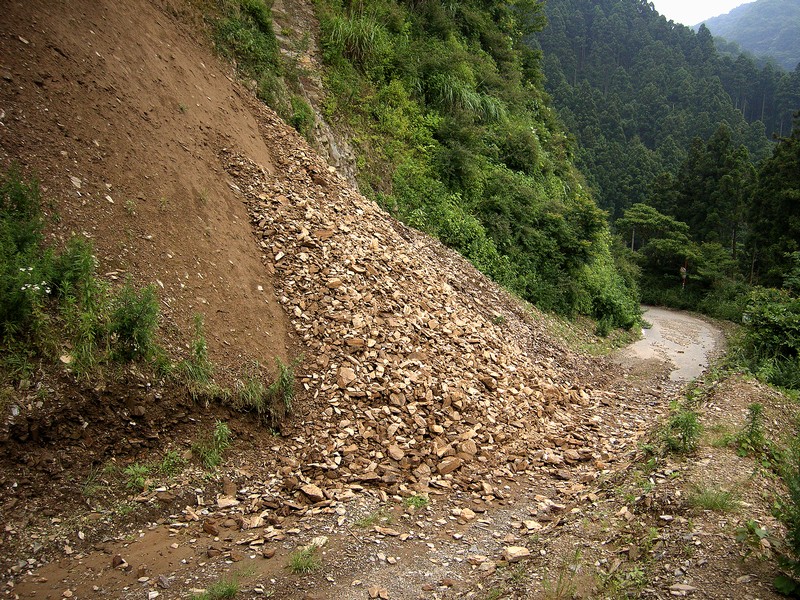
[530,0,800,219]
[702,0,800,71]
[302,0,640,329]
[527,0,800,388]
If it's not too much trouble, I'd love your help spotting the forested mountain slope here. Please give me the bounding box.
[701,0,800,71]
[302,0,639,327]
[530,0,800,218]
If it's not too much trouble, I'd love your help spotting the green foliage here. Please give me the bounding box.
[403,494,429,509]
[193,420,232,470]
[233,357,296,426]
[664,410,702,454]
[109,282,159,361]
[158,450,187,477]
[178,314,218,399]
[288,545,321,574]
[774,438,800,590]
[739,287,800,390]
[735,519,778,560]
[322,13,391,73]
[190,578,240,600]
[213,0,279,78]
[687,486,738,512]
[749,118,800,287]
[735,403,768,457]
[122,463,150,492]
[315,0,639,329]
[289,95,315,139]
[0,167,163,382]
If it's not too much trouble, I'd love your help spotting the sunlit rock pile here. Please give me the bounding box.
[221,109,660,501]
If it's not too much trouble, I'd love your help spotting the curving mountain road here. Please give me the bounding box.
[615,306,725,383]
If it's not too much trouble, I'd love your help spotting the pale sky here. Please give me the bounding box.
[649,0,754,26]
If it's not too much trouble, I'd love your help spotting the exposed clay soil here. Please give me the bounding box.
[1,1,797,599]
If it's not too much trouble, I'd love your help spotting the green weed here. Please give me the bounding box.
[122,462,150,492]
[542,548,581,599]
[355,508,392,528]
[109,281,159,361]
[190,577,239,600]
[664,410,702,454]
[403,494,429,509]
[158,450,187,477]
[82,464,105,498]
[192,420,232,470]
[178,314,218,399]
[735,403,767,457]
[687,486,738,512]
[233,357,296,426]
[288,545,320,574]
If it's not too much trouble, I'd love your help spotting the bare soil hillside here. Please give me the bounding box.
[0,0,292,371]
[0,1,796,599]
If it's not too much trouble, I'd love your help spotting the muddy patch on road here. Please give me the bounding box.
[614,307,726,384]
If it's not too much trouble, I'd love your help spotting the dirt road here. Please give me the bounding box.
[614,306,725,384]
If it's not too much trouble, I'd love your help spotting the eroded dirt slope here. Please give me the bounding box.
[0,0,292,370]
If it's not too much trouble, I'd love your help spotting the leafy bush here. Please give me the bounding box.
[1,167,163,379]
[776,441,800,592]
[664,410,702,453]
[289,95,315,139]
[110,282,160,361]
[738,287,800,390]
[0,167,50,338]
[213,0,280,77]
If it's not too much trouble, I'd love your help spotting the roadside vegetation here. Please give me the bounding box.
[0,166,298,434]
[206,0,641,333]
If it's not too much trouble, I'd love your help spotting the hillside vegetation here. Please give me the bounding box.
[701,0,800,71]
[213,0,640,329]
[315,0,642,328]
[530,0,800,219]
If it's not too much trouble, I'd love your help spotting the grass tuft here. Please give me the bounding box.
[192,420,232,470]
[687,486,739,512]
[288,544,321,574]
[190,577,239,600]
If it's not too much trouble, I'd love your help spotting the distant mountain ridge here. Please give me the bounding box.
[698,0,800,70]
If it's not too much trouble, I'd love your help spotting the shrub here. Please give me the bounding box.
[213,0,280,77]
[0,167,49,338]
[110,282,159,361]
[776,441,800,591]
[664,410,702,453]
[289,95,315,139]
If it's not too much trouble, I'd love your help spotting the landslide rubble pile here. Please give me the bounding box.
[218,107,661,503]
